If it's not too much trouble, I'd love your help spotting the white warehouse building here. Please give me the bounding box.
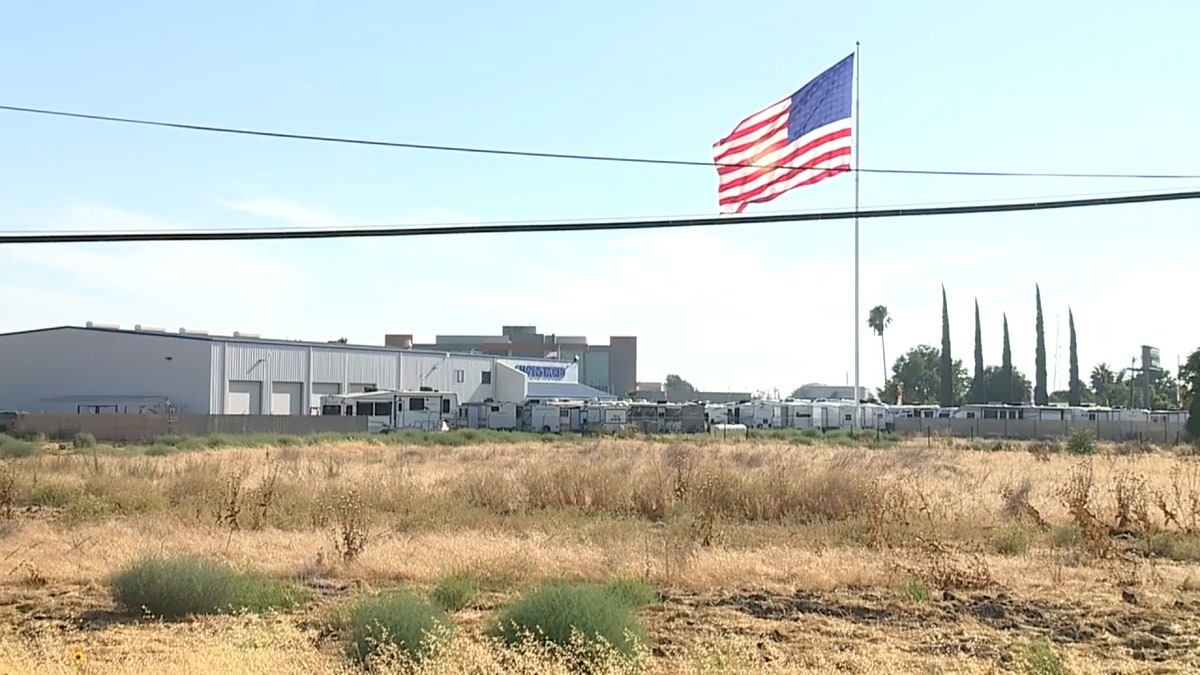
[0,325,616,415]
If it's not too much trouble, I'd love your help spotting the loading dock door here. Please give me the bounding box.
[271,381,304,415]
[227,380,262,415]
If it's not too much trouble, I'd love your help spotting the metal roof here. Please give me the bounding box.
[527,382,618,401]
[0,325,566,363]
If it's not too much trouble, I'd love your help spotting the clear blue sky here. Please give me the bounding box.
[1,0,1197,394]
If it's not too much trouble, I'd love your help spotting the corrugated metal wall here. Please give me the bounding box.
[212,341,501,413]
[0,328,528,416]
[0,328,212,413]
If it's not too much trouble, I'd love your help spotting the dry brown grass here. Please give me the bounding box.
[2,437,1200,673]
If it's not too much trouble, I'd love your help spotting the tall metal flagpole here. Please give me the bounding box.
[853,41,862,431]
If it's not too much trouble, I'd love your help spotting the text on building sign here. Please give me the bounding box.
[515,364,567,380]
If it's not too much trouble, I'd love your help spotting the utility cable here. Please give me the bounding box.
[2,104,1199,180]
[10,185,1186,236]
[1,188,1197,245]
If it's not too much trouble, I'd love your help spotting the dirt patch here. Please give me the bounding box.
[695,587,1200,665]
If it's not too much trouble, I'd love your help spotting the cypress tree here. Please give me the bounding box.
[1002,314,1014,403]
[1035,284,1048,406]
[939,286,955,407]
[1068,308,1081,406]
[971,299,985,404]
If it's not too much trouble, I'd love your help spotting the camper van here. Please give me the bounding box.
[320,389,458,433]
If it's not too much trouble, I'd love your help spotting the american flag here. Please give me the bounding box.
[713,53,855,214]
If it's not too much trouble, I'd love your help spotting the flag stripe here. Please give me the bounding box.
[713,54,855,214]
[719,144,852,195]
[715,119,853,208]
[726,166,851,213]
[716,125,852,178]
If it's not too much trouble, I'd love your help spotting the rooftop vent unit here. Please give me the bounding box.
[232,331,260,339]
[134,324,166,332]
[85,321,120,330]
[179,328,209,335]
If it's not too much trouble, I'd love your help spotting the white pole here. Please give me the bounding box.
[853,41,862,430]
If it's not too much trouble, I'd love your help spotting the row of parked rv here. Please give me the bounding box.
[318,388,1191,434]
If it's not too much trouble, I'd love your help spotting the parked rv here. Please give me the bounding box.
[320,389,458,432]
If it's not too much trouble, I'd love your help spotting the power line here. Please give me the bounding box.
[10,185,1184,236]
[2,188,1198,245]
[3,103,1200,180]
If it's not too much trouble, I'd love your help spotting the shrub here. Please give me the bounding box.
[0,435,39,459]
[72,432,98,450]
[110,555,310,618]
[59,493,111,526]
[899,578,931,603]
[1049,523,1082,549]
[431,570,480,612]
[601,577,659,608]
[345,591,452,664]
[1188,395,1200,444]
[144,443,176,457]
[1066,429,1095,455]
[488,582,646,659]
[1021,638,1066,675]
[991,523,1036,556]
[1143,533,1200,562]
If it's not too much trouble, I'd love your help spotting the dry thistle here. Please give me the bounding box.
[328,489,371,563]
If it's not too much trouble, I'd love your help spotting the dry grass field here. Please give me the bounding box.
[1,433,1199,673]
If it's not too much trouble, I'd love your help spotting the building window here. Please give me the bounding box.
[481,371,492,385]
[455,369,465,383]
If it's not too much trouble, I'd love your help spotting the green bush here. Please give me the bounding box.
[488,581,647,659]
[1187,395,1200,444]
[991,523,1036,556]
[72,432,98,450]
[144,442,177,457]
[1066,429,1095,455]
[59,493,112,526]
[899,578,931,603]
[346,591,452,664]
[1049,524,1082,549]
[431,570,480,612]
[0,434,39,459]
[110,555,310,618]
[1143,533,1200,562]
[1021,638,1066,675]
[600,577,659,608]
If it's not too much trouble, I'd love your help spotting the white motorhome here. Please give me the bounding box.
[704,403,732,426]
[522,402,565,433]
[582,402,629,433]
[458,401,518,430]
[780,400,814,429]
[732,401,777,429]
[855,402,888,429]
[811,400,843,430]
[887,405,940,420]
[952,404,1024,420]
[320,389,458,433]
[1150,409,1188,424]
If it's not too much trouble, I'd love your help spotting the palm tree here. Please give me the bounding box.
[868,305,892,389]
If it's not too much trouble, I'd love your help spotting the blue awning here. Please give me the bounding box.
[527,382,618,401]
